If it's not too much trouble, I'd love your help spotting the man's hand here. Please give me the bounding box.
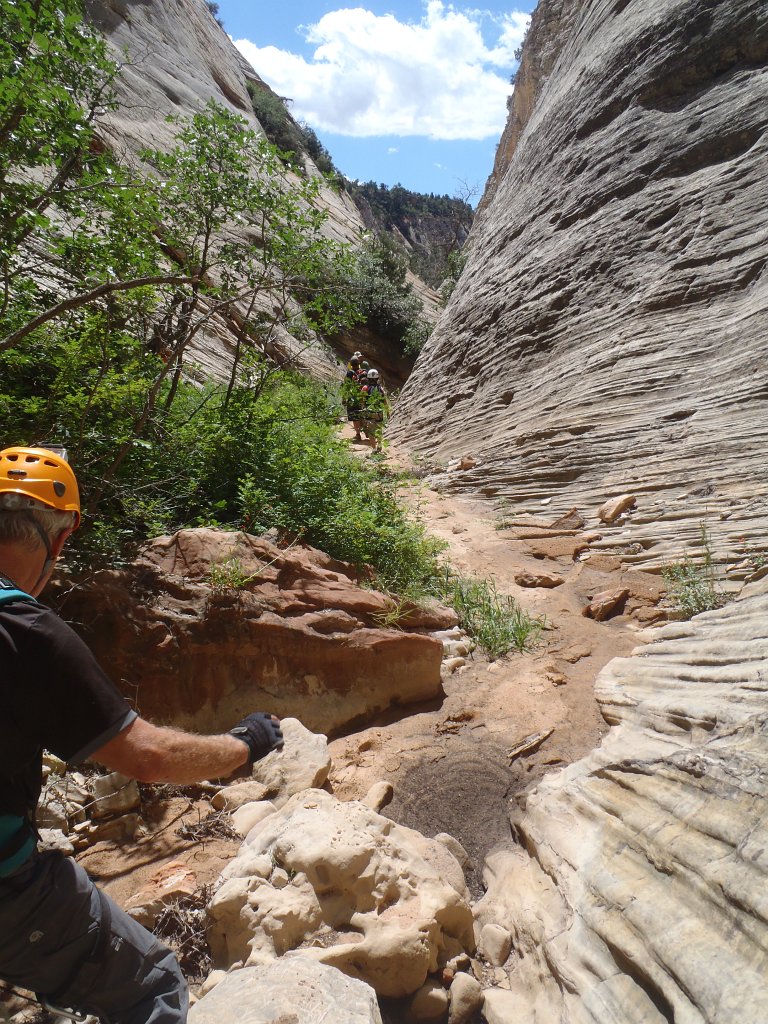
[230,712,283,764]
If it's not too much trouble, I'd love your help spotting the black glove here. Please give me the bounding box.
[230,712,284,764]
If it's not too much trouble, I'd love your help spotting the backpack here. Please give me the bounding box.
[0,577,37,607]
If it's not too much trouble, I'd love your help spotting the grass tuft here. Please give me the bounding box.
[662,522,728,618]
[433,568,545,659]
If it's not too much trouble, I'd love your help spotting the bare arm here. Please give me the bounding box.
[92,717,250,784]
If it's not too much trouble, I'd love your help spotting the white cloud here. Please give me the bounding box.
[233,2,530,141]
[387,147,399,154]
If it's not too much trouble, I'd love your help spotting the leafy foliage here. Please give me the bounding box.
[440,247,470,302]
[245,82,304,160]
[0,0,164,347]
[338,235,431,355]
[205,1,224,28]
[0,0,525,628]
[349,181,474,289]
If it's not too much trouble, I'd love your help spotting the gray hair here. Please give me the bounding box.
[0,507,77,547]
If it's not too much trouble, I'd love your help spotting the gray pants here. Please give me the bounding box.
[0,850,188,1023]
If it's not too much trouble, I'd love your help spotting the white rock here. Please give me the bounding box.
[189,958,382,1023]
[90,772,141,819]
[409,979,449,1020]
[443,641,470,658]
[211,780,270,812]
[361,781,393,812]
[250,718,331,808]
[230,800,277,837]
[199,970,226,997]
[74,813,140,846]
[207,790,475,997]
[37,828,74,856]
[432,627,463,641]
[479,923,512,967]
[442,657,467,674]
[597,493,637,524]
[448,972,483,1024]
[482,988,520,1023]
[218,849,273,883]
[474,579,768,1022]
[434,833,472,871]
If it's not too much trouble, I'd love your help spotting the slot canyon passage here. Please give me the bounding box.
[2,0,768,1022]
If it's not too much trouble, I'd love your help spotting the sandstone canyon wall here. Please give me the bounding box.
[391,0,768,575]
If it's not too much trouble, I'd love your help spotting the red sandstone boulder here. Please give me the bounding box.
[56,529,450,736]
[582,588,630,622]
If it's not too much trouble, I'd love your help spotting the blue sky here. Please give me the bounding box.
[215,1,536,202]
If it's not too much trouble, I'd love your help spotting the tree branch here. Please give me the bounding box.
[0,274,200,351]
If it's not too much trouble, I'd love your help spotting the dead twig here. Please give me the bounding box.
[507,728,554,764]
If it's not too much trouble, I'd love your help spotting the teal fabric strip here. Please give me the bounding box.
[0,814,35,877]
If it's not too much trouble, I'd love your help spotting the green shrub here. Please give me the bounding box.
[246,82,303,159]
[662,523,727,618]
[338,236,431,356]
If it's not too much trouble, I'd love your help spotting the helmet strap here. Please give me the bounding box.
[24,512,55,590]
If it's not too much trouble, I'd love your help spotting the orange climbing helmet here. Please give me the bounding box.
[0,446,81,529]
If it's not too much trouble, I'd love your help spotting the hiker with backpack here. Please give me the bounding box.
[0,447,284,1024]
[343,354,367,442]
[360,369,389,453]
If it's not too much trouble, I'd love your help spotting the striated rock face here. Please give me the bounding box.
[56,529,452,736]
[391,0,768,571]
[474,576,768,1022]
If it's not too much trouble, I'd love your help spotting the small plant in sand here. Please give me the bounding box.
[372,595,417,630]
[435,569,545,659]
[662,523,728,618]
[207,557,257,591]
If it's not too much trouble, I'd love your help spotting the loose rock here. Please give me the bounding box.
[514,571,564,589]
[188,958,383,1024]
[250,718,331,809]
[124,861,197,927]
[409,979,449,1021]
[582,587,629,621]
[90,772,141,820]
[479,923,512,967]
[597,494,637,524]
[361,781,394,812]
[230,800,277,837]
[448,972,483,1024]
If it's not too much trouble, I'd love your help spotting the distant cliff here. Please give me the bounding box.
[391,0,768,572]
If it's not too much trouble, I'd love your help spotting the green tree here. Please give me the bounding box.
[0,0,197,352]
[0,2,449,596]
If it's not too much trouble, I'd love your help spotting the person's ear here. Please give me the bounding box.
[51,526,74,559]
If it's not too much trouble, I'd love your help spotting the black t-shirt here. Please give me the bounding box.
[0,601,136,818]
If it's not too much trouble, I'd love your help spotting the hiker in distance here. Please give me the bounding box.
[344,351,367,441]
[0,447,284,1024]
[360,368,389,454]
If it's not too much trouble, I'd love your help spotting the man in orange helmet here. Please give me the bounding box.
[0,446,283,1022]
